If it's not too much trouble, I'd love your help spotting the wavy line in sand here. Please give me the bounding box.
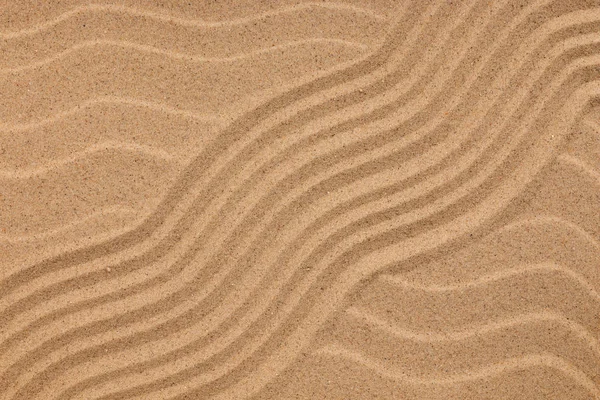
[338,302,600,380]
[0,2,386,39]
[0,96,222,132]
[0,206,139,244]
[390,215,600,298]
[4,3,600,396]
[557,153,600,182]
[379,262,600,298]
[486,215,600,260]
[5,1,600,398]
[360,247,600,315]
[1,38,370,74]
[0,4,387,75]
[0,142,181,180]
[1,40,369,127]
[315,345,600,397]
[346,306,600,355]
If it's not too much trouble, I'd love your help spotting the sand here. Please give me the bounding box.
[0,0,599,399]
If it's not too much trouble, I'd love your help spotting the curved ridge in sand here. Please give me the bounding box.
[0,206,139,244]
[0,2,386,39]
[314,345,600,397]
[0,4,385,72]
[380,262,600,297]
[0,96,223,131]
[2,38,370,74]
[0,142,181,180]
[346,307,600,352]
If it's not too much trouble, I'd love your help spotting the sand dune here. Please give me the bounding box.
[1,0,599,399]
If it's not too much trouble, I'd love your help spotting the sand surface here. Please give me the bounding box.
[1,0,599,399]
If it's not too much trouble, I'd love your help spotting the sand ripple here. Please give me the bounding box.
[1,0,599,399]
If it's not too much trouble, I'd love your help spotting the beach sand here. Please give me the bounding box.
[1,0,599,398]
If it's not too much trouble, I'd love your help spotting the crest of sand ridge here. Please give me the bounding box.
[0,0,599,399]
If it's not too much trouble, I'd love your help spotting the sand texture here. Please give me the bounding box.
[1,0,600,399]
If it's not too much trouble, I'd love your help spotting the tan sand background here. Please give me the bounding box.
[0,0,599,398]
